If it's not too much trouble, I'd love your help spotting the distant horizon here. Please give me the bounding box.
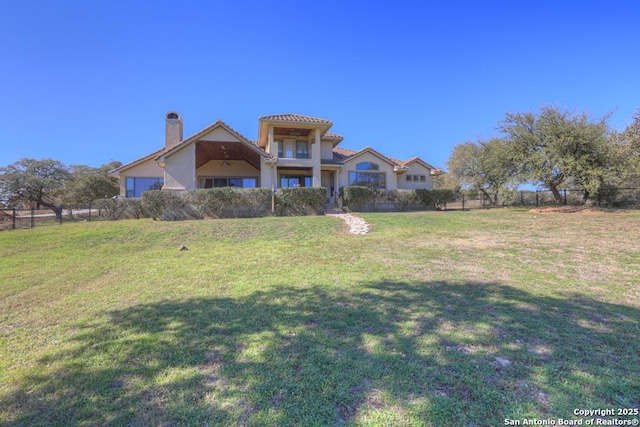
[2,1,639,170]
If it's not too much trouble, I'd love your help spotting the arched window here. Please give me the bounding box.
[356,162,379,171]
[349,162,386,188]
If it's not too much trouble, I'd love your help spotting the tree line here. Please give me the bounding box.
[0,158,122,210]
[438,106,640,205]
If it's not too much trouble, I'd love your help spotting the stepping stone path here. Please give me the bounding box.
[325,207,371,235]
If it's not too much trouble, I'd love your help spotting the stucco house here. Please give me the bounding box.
[109,113,438,202]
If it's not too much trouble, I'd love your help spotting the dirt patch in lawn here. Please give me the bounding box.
[529,206,629,214]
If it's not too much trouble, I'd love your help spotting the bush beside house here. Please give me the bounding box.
[339,186,458,212]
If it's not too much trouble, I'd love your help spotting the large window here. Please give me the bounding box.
[199,177,257,188]
[277,140,310,159]
[349,162,386,188]
[280,175,312,187]
[356,162,379,171]
[126,177,163,198]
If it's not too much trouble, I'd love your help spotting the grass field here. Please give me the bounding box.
[1,209,639,426]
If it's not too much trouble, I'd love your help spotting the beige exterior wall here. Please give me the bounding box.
[261,160,276,190]
[200,127,242,142]
[117,157,164,196]
[397,163,433,189]
[321,141,334,160]
[164,144,196,190]
[196,160,260,186]
[339,152,398,190]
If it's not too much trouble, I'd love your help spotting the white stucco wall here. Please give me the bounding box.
[164,144,196,190]
[117,157,165,196]
[397,162,433,189]
[339,152,398,190]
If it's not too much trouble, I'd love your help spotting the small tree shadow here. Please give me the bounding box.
[2,281,639,426]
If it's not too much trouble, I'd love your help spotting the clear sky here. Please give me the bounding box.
[1,0,639,170]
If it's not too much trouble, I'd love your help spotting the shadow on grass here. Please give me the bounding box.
[2,281,639,426]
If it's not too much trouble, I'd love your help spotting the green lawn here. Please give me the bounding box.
[1,209,639,426]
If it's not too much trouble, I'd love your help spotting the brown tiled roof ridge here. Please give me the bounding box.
[109,147,166,174]
[323,132,343,139]
[259,113,332,124]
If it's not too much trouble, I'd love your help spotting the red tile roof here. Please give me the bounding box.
[259,114,332,125]
[109,148,166,174]
[322,132,343,139]
[330,147,436,172]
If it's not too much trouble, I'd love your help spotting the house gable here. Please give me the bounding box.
[402,156,436,171]
[397,159,434,189]
[158,120,266,163]
[339,146,397,168]
[200,126,244,142]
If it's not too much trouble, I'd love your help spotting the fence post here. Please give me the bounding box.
[536,191,539,206]
[521,191,524,206]
[462,194,465,211]
[88,202,92,221]
[59,206,63,225]
[12,208,16,230]
[563,189,567,205]
[31,207,35,228]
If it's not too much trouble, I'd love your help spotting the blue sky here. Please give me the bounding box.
[1,0,639,170]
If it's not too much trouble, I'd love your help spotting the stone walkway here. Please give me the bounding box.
[325,206,371,235]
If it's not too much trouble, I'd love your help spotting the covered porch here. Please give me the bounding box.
[195,140,262,188]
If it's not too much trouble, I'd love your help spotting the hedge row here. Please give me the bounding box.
[274,187,327,215]
[96,186,458,221]
[132,187,328,220]
[339,186,458,211]
[94,198,146,221]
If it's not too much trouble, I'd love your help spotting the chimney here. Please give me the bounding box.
[165,112,183,149]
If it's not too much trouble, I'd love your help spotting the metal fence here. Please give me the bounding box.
[447,188,640,210]
[0,204,103,231]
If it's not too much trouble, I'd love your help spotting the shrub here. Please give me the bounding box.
[339,186,375,211]
[95,198,128,221]
[238,188,272,217]
[160,191,187,220]
[140,191,164,220]
[125,199,146,219]
[189,188,270,218]
[187,188,234,218]
[276,187,327,215]
[416,188,458,210]
[209,188,234,217]
[141,190,186,220]
[390,189,420,211]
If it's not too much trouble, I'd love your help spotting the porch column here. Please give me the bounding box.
[268,126,277,156]
[312,129,321,187]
